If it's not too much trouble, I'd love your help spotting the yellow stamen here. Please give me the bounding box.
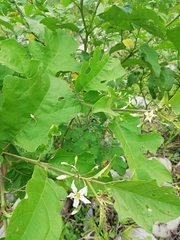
[75,192,80,199]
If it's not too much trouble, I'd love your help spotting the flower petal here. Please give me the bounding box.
[79,186,88,196]
[80,195,91,205]
[67,192,75,199]
[71,180,77,193]
[73,198,80,208]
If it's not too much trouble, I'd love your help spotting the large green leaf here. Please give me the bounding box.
[109,116,172,185]
[168,89,180,114]
[140,43,161,77]
[98,5,131,31]
[6,166,66,240]
[75,47,126,92]
[0,63,13,80]
[0,39,39,78]
[99,5,165,37]
[167,27,180,55]
[28,28,80,74]
[0,74,80,151]
[130,8,165,38]
[108,180,180,233]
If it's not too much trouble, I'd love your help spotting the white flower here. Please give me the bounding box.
[67,180,91,208]
[144,110,157,123]
[121,96,134,109]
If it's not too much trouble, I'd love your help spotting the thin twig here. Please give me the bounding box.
[166,14,180,28]
[60,118,75,148]
[2,152,106,186]
[13,1,30,29]
[80,101,147,113]
[87,0,101,34]
[0,164,8,236]
[121,14,180,64]
[79,0,88,51]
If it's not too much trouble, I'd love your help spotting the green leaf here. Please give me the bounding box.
[83,91,102,104]
[168,89,180,114]
[0,156,3,164]
[0,17,14,33]
[99,6,165,37]
[150,68,174,99]
[59,23,79,32]
[127,73,138,86]
[75,47,126,92]
[109,180,180,233]
[93,96,119,117]
[130,8,165,38]
[0,39,39,78]
[49,149,96,175]
[98,5,132,31]
[109,117,172,185]
[140,43,161,77]
[160,67,175,91]
[93,88,119,117]
[25,16,44,36]
[148,75,158,99]
[76,152,96,174]
[0,63,14,80]
[0,74,80,151]
[40,17,61,31]
[112,157,127,176]
[49,148,75,168]
[167,27,180,55]
[92,156,115,179]
[62,0,72,6]
[5,161,34,199]
[24,3,35,15]
[122,58,145,68]
[28,28,80,74]
[109,43,126,54]
[6,166,66,240]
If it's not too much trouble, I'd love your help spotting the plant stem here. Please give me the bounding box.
[0,164,8,236]
[88,0,101,33]
[166,14,180,28]
[60,118,75,148]
[2,152,106,186]
[78,0,101,51]
[122,14,180,64]
[79,0,88,51]
[14,0,30,30]
[86,180,104,206]
[80,101,147,112]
